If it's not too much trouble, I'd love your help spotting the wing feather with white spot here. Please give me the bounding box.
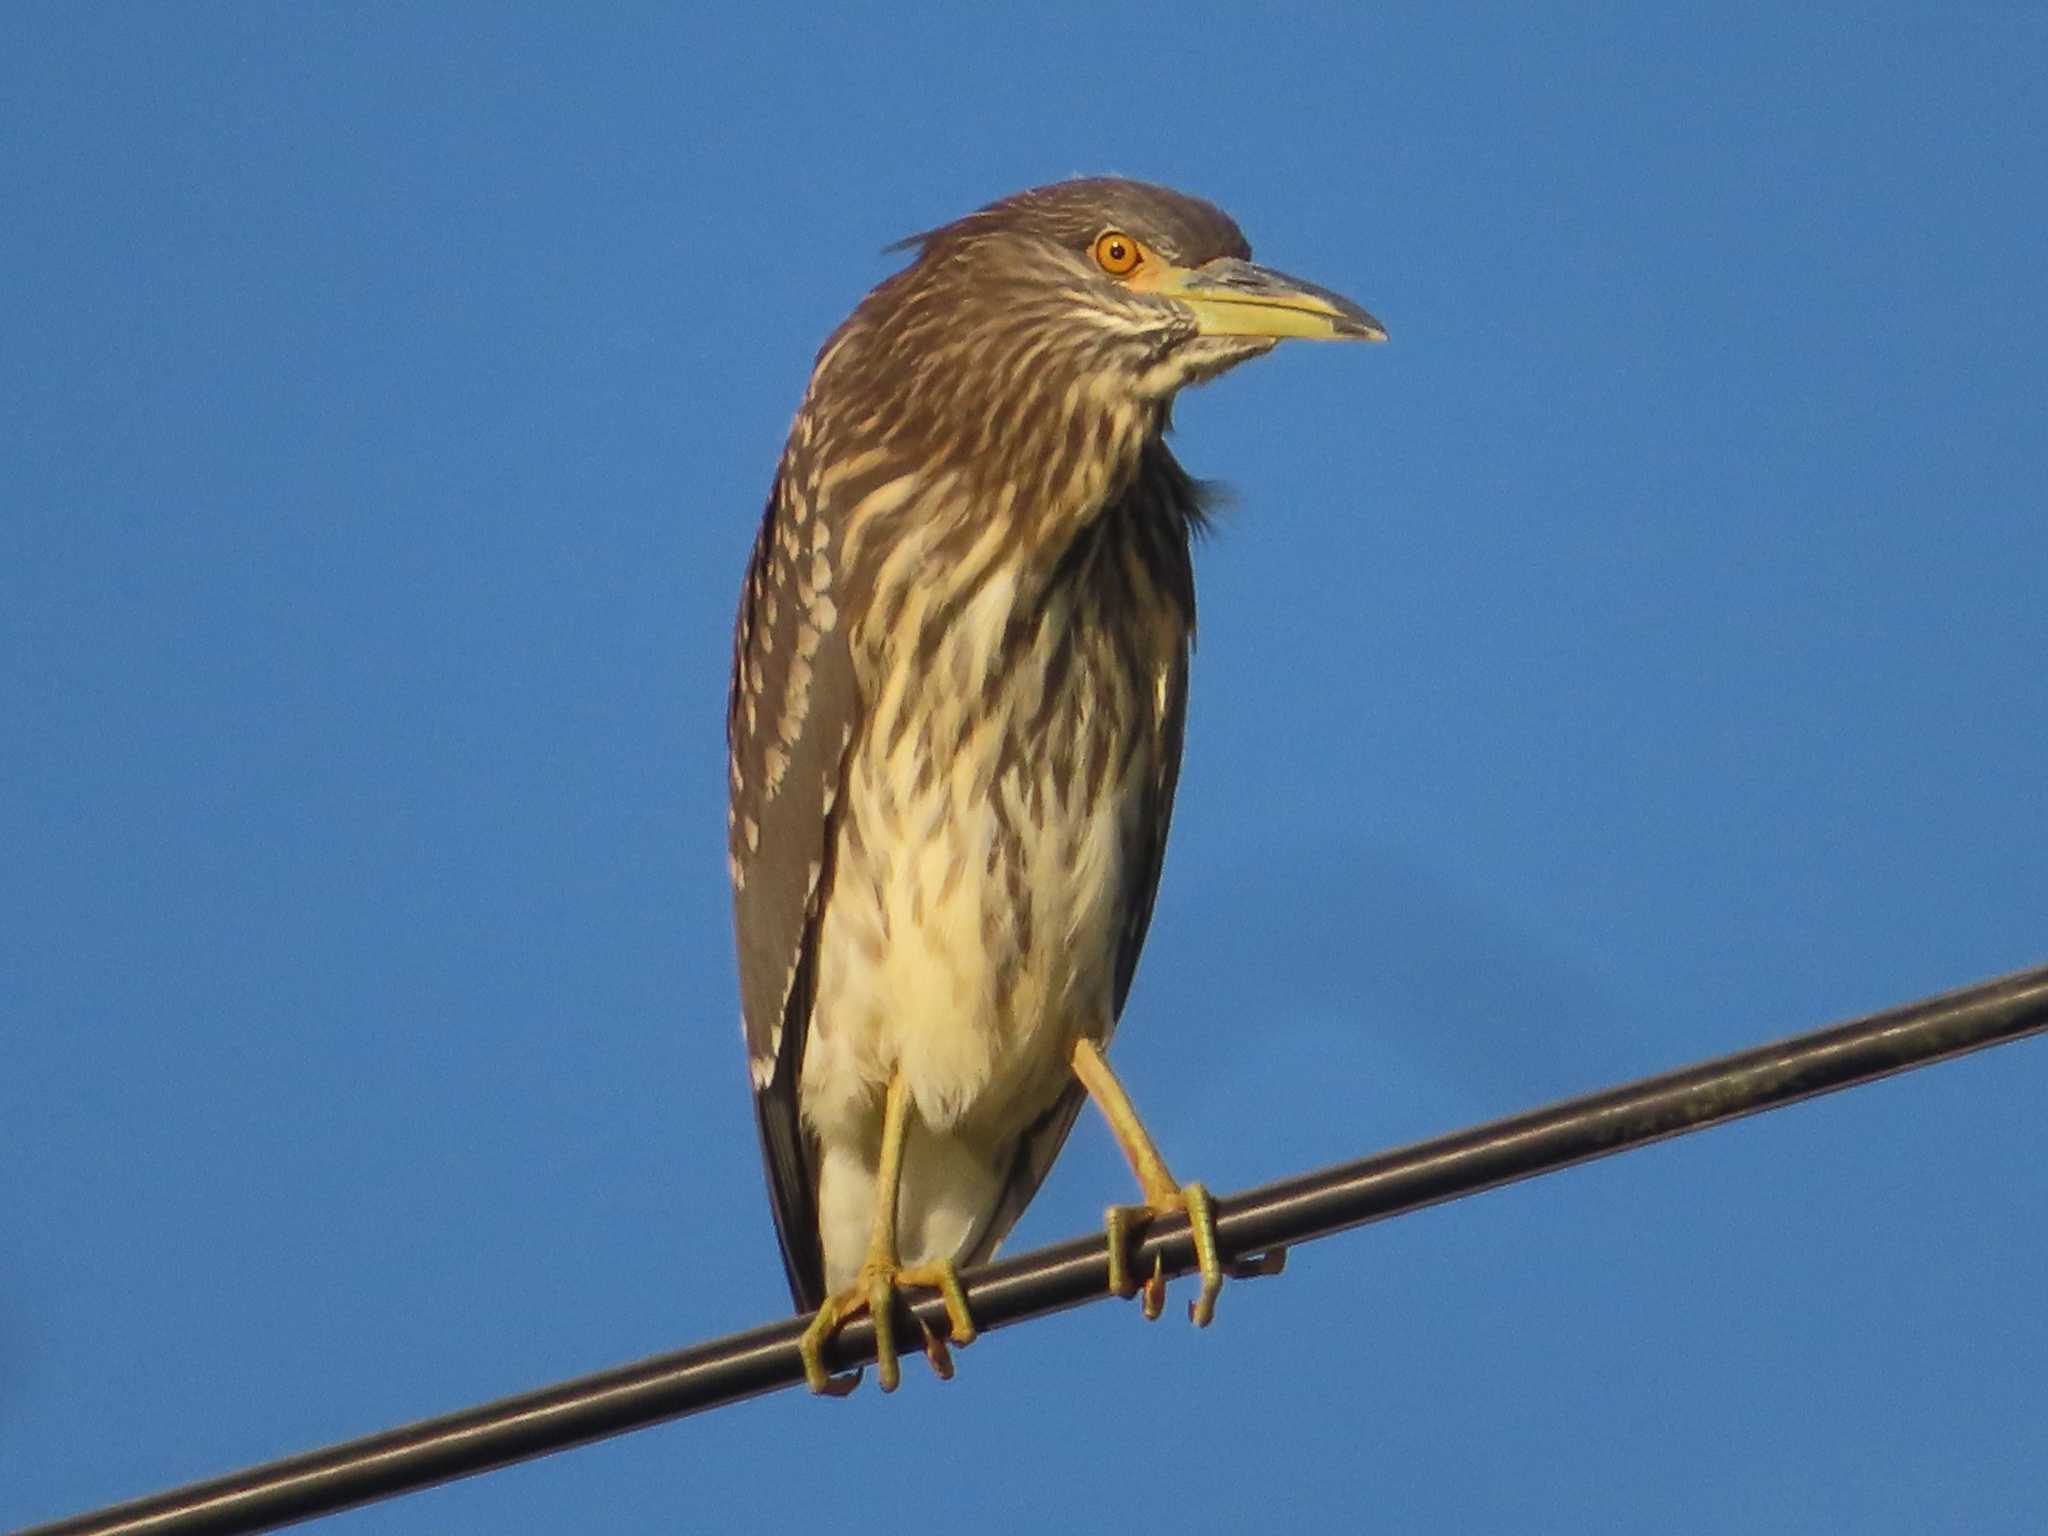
[727,462,860,1312]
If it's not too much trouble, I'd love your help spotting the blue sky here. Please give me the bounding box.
[5,5,2046,1531]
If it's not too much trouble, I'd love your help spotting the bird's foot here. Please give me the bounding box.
[798,1258,977,1396]
[1105,1179,1231,1327]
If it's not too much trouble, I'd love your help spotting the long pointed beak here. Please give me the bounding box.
[1157,256,1387,342]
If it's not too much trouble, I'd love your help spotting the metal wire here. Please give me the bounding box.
[22,961,2048,1536]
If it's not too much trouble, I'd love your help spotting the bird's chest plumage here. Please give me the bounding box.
[802,522,1183,1152]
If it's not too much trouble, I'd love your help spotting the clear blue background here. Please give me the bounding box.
[5,5,2045,1532]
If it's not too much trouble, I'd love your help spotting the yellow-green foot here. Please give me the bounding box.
[797,1259,977,1395]
[1105,1180,1226,1326]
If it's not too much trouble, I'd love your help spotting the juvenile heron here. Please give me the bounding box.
[727,177,1383,1393]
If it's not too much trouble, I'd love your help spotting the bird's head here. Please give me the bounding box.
[886,178,1385,395]
[806,179,1383,499]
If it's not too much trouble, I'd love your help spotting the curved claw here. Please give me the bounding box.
[1139,1251,1167,1321]
[920,1319,957,1381]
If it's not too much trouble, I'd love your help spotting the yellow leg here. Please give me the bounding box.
[796,1073,978,1395]
[1072,1037,1232,1327]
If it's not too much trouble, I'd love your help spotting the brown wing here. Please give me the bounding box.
[727,466,861,1312]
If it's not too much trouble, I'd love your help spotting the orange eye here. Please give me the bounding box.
[1092,230,1142,276]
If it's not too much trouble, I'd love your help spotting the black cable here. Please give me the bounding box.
[21,961,2048,1536]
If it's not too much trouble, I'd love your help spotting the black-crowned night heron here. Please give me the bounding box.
[727,177,1383,1394]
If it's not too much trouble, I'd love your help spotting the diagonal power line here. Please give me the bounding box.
[21,961,2048,1536]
